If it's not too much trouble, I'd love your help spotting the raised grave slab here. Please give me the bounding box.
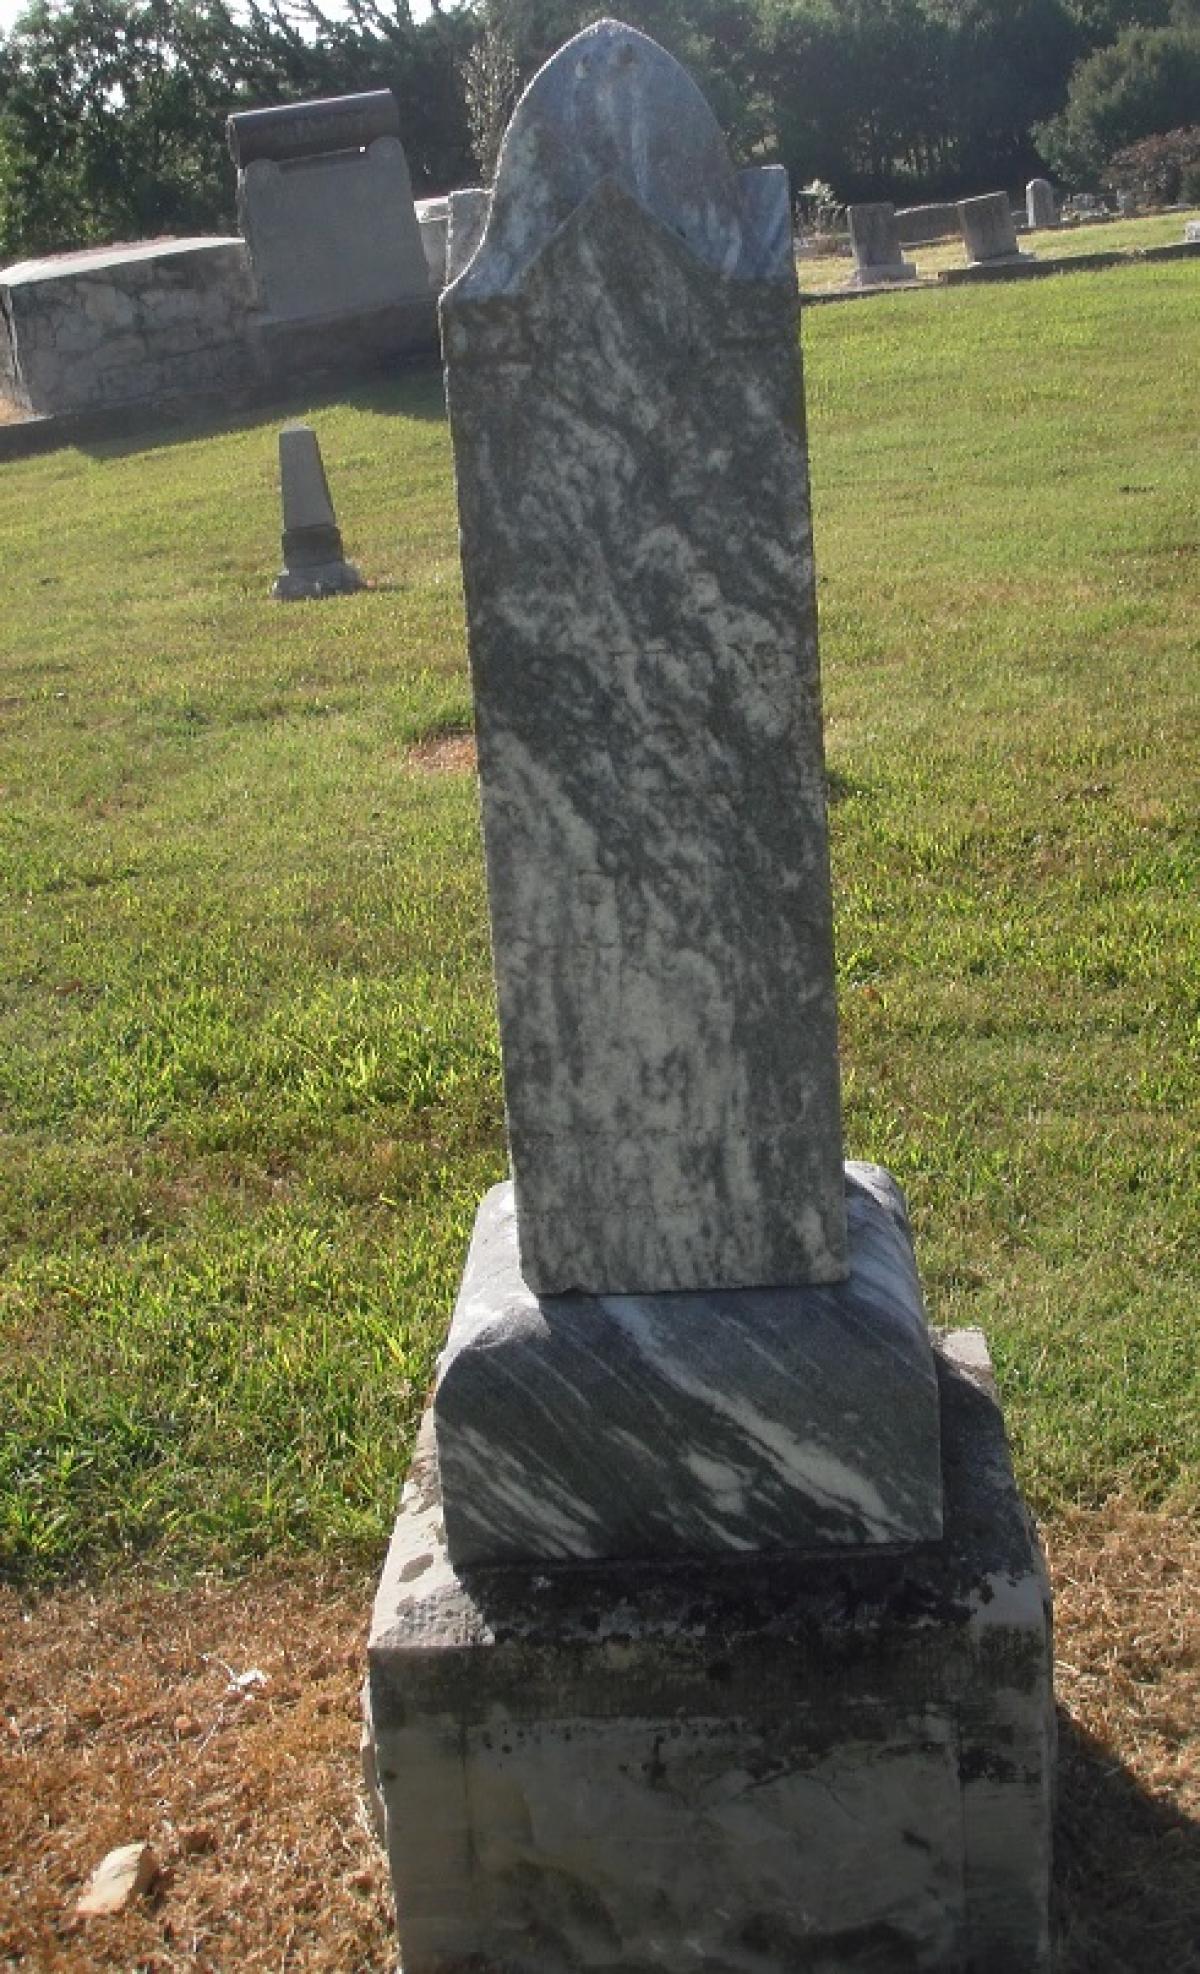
[0,237,258,416]
[895,200,958,245]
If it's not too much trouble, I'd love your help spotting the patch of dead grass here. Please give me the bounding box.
[0,1567,390,1972]
[404,731,476,775]
[1,1503,1196,1970]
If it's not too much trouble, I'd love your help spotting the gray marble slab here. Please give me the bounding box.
[432,1162,943,1565]
[441,21,846,1296]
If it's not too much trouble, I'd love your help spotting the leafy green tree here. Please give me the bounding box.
[0,0,474,261]
[1036,20,1200,182]
[0,0,276,256]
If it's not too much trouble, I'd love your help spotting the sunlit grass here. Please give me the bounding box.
[1,261,1197,1580]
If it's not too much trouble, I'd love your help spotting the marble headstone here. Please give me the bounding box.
[846,201,918,286]
[1026,177,1057,229]
[432,17,942,1563]
[368,30,1052,1965]
[444,187,490,286]
[273,424,364,599]
[441,20,846,1298]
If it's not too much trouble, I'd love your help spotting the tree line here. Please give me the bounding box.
[0,0,1197,261]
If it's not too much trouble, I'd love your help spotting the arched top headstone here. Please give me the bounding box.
[450,19,791,299]
[439,18,846,1298]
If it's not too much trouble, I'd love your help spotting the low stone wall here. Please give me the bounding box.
[0,233,440,435]
[894,202,958,245]
[0,238,259,417]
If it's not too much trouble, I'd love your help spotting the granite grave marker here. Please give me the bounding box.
[958,190,1035,266]
[228,91,431,322]
[847,200,918,285]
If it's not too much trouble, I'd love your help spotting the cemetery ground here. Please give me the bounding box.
[1,258,1196,1966]
[798,204,1200,290]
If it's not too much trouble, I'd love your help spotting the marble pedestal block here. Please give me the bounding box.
[366,1330,1054,1974]
[433,1164,942,1565]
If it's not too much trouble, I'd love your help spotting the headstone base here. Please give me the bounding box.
[365,1328,1054,1973]
[273,558,365,600]
[966,250,1037,269]
[848,258,919,287]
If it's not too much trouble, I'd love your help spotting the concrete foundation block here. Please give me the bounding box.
[366,1329,1054,1973]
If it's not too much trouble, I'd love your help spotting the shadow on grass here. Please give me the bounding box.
[1054,1707,1200,1973]
[76,358,448,463]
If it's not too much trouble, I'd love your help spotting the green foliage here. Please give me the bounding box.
[1103,121,1200,198]
[0,0,1192,260]
[0,0,253,254]
[1037,21,1200,182]
[0,0,475,260]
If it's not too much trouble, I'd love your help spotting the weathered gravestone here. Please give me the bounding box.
[847,201,918,286]
[366,22,1054,1971]
[1026,178,1058,229]
[444,186,491,285]
[272,424,364,600]
[228,92,431,322]
[958,191,1036,267]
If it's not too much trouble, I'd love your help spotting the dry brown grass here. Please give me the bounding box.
[0,1568,391,1972]
[1,1504,1197,1971]
[405,731,476,775]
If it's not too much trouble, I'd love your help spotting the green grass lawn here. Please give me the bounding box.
[798,204,1200,290]
[1,260,1197,1582]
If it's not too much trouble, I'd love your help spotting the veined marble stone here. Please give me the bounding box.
[433,1162,942,1565]
[441,20,846,1296]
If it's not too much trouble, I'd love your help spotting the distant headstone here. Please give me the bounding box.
[273,425,364,599]
[958,191,1035,266]
[846,201,918,285]
[444,188,490,285]
[1026,178,1057,229]
[228,91,431,321]
[414,195,451,290]
[1186,219,1200,244]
